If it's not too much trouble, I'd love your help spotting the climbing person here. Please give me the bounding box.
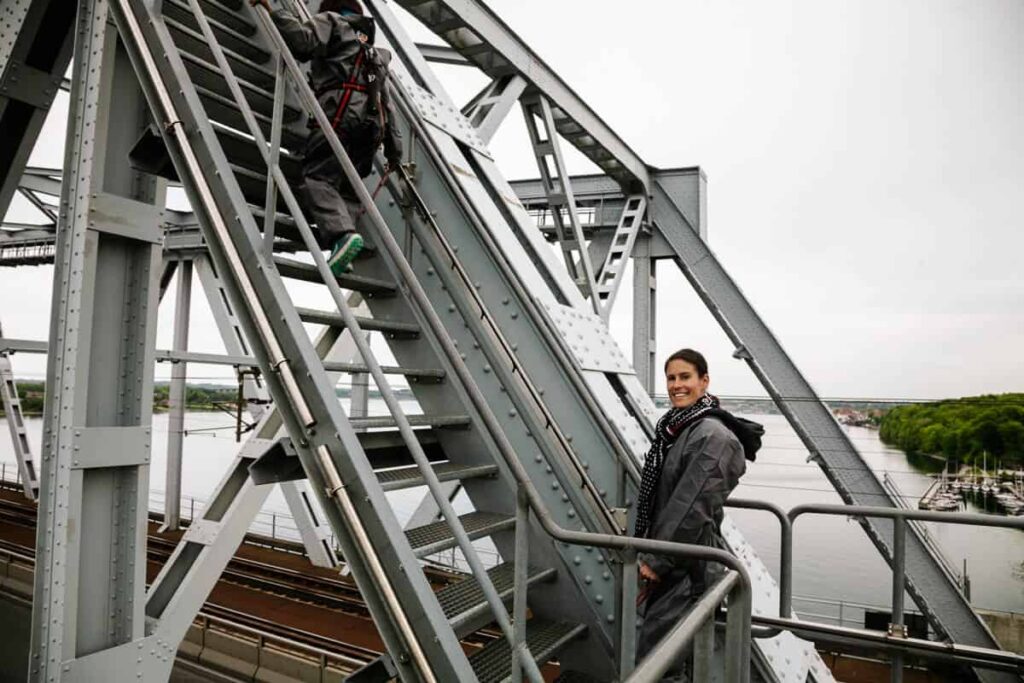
[633,348,762,679]
[250,0,403,275]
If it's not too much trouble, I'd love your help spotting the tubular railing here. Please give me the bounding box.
[512,484,752,682]
[176,1,547,679]
[728,497,1024,681]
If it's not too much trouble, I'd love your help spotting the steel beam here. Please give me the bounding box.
[0,1,77,221]
[161,257,192,531]
[462,74,527,144]
[30,2,165,678]
[393,0,651,192]
[631,236,657,394]
[521,95,599,305]
[0,319,38,498]
[194,253,337,569]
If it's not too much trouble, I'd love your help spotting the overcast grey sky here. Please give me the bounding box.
[1,0,1021,400]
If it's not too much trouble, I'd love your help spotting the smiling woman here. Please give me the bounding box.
[633,347,762,675]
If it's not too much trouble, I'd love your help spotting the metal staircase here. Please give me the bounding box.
[106,0,617,679]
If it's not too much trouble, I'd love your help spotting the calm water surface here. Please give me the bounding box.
[3,410,1021,616]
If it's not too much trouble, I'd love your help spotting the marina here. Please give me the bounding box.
[918,462,1024,516]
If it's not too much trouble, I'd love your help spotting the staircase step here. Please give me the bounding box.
[322,360,445,383]
[296,307,420,338]
[179,49,302,125]
[360,429,446,470]
[438,563,558,632]
[274,256,396,296]
[376,462,497,492]
[165,19,275,94]
[350,414,471,431]
[469,619,587,683]
[195,85,306,152]
[406,511,514,558]
[215,122,302,178]
[163,2,267,65]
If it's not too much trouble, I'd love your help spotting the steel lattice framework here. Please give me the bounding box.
[0,0,1009,681]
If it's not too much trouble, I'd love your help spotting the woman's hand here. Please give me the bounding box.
[639,562,660,583]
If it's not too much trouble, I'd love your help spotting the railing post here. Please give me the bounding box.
[619,548,638,679]
[271,513,277,540]
[724,578,749,683]
[891,517,906,683]
[511,486,529,682]
[692,616,715,682]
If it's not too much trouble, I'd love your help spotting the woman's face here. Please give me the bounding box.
[665,358,709,409]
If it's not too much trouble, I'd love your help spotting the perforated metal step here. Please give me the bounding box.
[437,562,557,632]
[274,256,397,296]
[323,360,445,383]
[350,414,470,431]
[468,619,587,683]
[296,307,420,338]
[406,511,514,558]
[376,462,497,492]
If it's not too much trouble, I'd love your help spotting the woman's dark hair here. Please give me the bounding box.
[664,348,708,377]
[320,0,364,14]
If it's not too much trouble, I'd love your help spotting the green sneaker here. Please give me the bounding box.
[328,233,364,277]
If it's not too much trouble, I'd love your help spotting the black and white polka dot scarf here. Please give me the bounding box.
[634,393,719,539]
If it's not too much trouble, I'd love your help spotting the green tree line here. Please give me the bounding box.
[1,381,239,416]
[879,394,1024,467]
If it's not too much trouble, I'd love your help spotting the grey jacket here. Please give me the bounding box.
[270,8,402,163]
[638,416,746,581]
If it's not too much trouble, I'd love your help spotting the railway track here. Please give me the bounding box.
[0,489,503,675]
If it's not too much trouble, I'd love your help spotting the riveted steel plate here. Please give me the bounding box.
[181,519,223,546]
[393,71,492,158]
[540,301,634,373]
[540,301,634,374]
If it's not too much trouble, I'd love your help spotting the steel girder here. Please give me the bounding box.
[390,0,651,192]
[0,0,77,222]
[30,1,166,678]
[107,0,485,678]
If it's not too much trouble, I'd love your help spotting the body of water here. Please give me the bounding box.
[2,409,1021,618]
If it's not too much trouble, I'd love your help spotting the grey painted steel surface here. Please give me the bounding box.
[30,1,165,678]
[649,174,1010,681]
[594,194,646,320]
[521,95,599,304]
[391,0,651,191]
[0,319,38,498]
[0,0,76,221]
[107,0,474,679]
[463,74,527,145]
[193,253,337,569]
[162,258,193,531]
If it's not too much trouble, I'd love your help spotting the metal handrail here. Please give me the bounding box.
[786,504,1024,681]
[244,6,756,680]
[510,482,753,682]
[110,1,435,679]
[629,570,741,683]
[183,1,543,679]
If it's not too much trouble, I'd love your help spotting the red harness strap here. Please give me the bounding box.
[329,48,367,130]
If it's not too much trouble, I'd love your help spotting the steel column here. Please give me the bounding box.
[30,2,165,678]
[161,257,192,531]
[631,237,657,394]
